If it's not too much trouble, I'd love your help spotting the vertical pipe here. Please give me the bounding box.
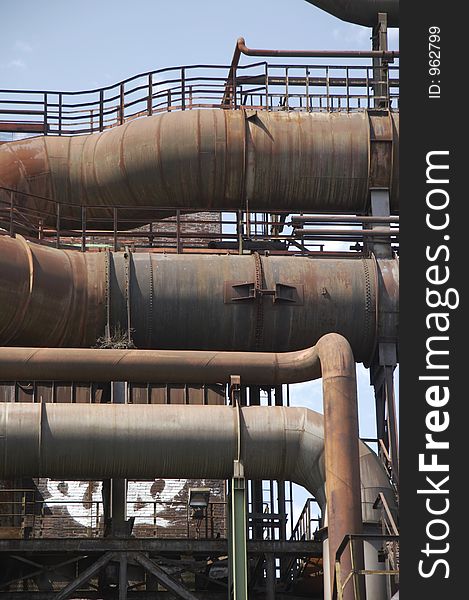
[317,335,366,600]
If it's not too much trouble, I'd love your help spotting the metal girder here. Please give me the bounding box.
[131,552,199,600]
[54,552,115,600]
[0,538,322,556]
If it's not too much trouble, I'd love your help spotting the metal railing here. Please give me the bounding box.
[290,498,320,543]
[0,187,400,255]
[0,488,226,540]
[332,533,399,600]
[0,60,399,136]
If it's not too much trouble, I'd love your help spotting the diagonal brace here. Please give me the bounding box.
[55,552,116,600]
[132,552,199,600]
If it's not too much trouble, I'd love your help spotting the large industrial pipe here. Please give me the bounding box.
[0,332,373,598]
[304,0,399,27]
[0,235,399,364]
[0,109,399,227]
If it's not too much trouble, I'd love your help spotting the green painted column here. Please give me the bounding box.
[231,464,248,600]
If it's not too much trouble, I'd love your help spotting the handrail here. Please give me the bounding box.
[332,533,399,600]
[1,60,399,136]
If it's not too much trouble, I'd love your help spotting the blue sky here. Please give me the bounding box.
[1,0,399,522]
[1,0,398,90]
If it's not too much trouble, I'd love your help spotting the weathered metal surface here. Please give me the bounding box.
[0,333,395,596]
[0,403,392,525]
[0,334,396,597]
[0,236,398,363]
[0,537,323,555]
[0,235,105,347]
[0,109,399,227]
[316,334,365,599]
[237,36,399,59]
[304,0,399,27]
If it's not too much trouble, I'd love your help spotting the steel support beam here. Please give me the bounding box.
[231,471,248,600]
[54,552,115,600]
[0,539,323,556]
[131,552,199,600]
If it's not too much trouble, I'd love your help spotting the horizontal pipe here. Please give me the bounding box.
[290,215,398,223]
[0,335,393,598]
[293,227,398,236]
[0,333,395,597]
[304,0,399,27]
[0,346,322,384]
[237,37,398,60]
[0,402,392,522]
[0,236,399,364]
[0,109,399,227]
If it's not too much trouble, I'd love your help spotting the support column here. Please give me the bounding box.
[369,189,393,259]
[265,553,276,600]
[103,382,129,538]
[231,463,248,600]
[372,12,389,109]
[229,376,248,600]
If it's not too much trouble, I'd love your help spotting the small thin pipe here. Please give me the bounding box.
[237,37,398,61]
[293,227,398,237]
[290,215,398,224]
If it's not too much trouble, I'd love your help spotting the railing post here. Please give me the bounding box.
[58,92,63,135]
[232,65,237,109]
[119,83,125,125]
[113,207,118,252]
[99,89,104,132]
[176,209,182,253]
[147,73,153,116]
[43,92,48,134]
[237,210,243,255]
[181,68,186,111]
[81,206,87,252]
[56,202,60,248]
[285,66,289,109]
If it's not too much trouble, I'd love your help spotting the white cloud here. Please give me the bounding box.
[332,24,371,47]
[6,58,26,70]
[15,40,33,53]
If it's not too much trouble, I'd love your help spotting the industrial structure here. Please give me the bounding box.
[0,1,399,599]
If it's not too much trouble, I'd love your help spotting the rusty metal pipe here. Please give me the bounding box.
[237,36,398,60]
[293,227,398,236]
[304,0,399,27]
[0,333,381,599]
[0,109,399,227]
[0,236,399,364]
[290,214,398,224]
